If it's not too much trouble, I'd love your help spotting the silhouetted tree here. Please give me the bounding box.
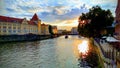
[78,6,114,37]
[48,25,53,35]
[85,51,99,67]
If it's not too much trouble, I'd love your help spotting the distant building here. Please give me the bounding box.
[41,23,50,35]
[116,0,120,23]
[58,30,64,34]
[0,13,41,35]
[52,26,58,34]
[115,0,120,40]
[115,0,120,68]
[30,13,41,35]
[71,27,78,35]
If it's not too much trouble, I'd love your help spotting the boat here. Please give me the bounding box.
[65,35,68,39]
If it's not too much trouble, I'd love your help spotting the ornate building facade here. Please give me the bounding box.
[0,13,41,35]
[52,26,58,34]
[41,23,50,35]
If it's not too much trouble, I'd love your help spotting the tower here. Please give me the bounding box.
[30,13,41,35]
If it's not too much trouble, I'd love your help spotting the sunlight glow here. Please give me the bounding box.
[78,40,89,54]
[51,19,78,27]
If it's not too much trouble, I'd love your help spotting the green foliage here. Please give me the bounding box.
[48,25,53,35]
[78,24,91,37]
[78,6,114,37]
[85,51,99,67]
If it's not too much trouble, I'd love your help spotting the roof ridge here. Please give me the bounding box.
[31,13,39,21]
[0,15,23,20]
[0,15,24,23]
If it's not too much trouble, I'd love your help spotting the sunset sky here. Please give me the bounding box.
[0,0,117,30]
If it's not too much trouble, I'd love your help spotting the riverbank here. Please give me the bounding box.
[78,38,104,68]
[94,38,117,68]
[89,38,104,68]
[0,34,60,43]
[90,38,105,68]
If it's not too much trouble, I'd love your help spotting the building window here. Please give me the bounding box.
[8,26,11,29]
[8,23,11,25]
[13,24,16,26]
[18,30,21,33]
[3,30,6,32]
[8,30,12,33]
[18,27,20,30]
[13,27,16,29]
[3,26,6,29]
[24,30,25,32]
[3,23,6,25]
[13,30,16,33]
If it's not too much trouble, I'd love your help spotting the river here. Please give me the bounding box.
[0,35,90,68]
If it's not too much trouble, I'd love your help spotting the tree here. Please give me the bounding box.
[85,51,99,67]
[48,25,53,35]
[78,6,114,37]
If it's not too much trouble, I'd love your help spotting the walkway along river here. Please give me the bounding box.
[0,35,98,68]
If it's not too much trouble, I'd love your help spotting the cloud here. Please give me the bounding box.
[46,17,79,27]
[38,6,88,23]
[90,0,117,5]
[54,6,70,15]
[0,0,5,9]
[92,0,117,16]
[0,0,117,28]
[5,8,17,12]
[0,0,7,15]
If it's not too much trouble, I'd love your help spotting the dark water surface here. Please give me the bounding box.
[0,36,89,68]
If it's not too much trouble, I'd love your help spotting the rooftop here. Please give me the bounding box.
[0,15,23,23]
[0,13,40,25]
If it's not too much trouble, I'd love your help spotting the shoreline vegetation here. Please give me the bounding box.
[90,38,104,68]
[0,34,61,43]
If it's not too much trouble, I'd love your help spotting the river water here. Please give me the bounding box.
[0,35,90,68]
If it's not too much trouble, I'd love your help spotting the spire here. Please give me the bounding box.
[31,13,39,21]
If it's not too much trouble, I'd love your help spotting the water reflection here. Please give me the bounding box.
[78,40,89,54]
[78,40,90,60]
[0,36,92,68]
[73,38,90,58]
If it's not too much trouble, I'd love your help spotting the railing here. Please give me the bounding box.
[94,38,114,66]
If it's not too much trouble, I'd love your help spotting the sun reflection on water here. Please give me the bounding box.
[78,40,89,55]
